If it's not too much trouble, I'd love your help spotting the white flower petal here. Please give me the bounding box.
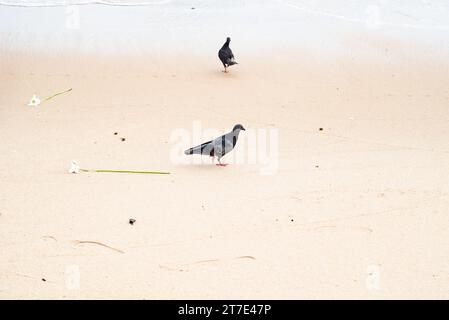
[68,160,80,174]
[28,94,41,107]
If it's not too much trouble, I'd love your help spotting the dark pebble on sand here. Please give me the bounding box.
[121,138,126,142]
[114,132,118,135]
[319,128,323,131]
[129,219,136,225]
[42,278,46,282]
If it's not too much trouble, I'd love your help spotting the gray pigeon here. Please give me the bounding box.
[184,124,245,166]
[218,37,238,73]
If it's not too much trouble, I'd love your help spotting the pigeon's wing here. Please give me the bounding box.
[184,140,214,156]
[218,48,229,64]
[228,48,234,60]
[224,133,237,155]
[219,46,236,63]
[212,132,236,159]
[225,48,237,65]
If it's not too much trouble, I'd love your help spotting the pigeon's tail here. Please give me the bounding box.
[227,59,238,66]
[184,147,196,155]
[184,140,213,155]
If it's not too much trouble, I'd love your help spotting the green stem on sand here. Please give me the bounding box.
[80,169,170,175]
[43,88,73,102]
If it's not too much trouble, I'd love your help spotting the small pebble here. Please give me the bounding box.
[319,128,323,131]
[121,138,126,142]
[42,278,46,282]
[113,132,118,135]
[129,219,136,225]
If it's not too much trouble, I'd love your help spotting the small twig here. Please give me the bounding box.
[73,240,124,254]
[80,169,170,175]
[41,235,58,242]
[43,88,72,102]
[236,255,256,260]
[8,272,55,283]
[194,259,220,265]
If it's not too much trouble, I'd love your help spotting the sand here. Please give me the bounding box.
[1,2,449,299]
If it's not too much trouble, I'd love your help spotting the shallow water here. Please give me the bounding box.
[1,0,448,61]
[2,0,449,32]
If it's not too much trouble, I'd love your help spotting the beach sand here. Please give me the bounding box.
[1,2,449,299]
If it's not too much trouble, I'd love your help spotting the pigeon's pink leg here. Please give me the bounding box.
[216,159,228,167]
[223,66,228,73]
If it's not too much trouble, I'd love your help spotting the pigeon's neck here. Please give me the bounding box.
[230,130,241,147]
[223,40,230,48]
[232,129,242,138]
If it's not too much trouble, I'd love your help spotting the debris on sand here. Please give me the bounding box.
[68,161,170,175]
[28,94,41,107]
[235,256,256,260]
[129,218,136,225]
[27,88,72,107]
[68,160,80,174]
[73,240,124,254]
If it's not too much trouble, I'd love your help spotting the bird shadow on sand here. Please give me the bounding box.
[205,70,240,79]
[177,163,227,171]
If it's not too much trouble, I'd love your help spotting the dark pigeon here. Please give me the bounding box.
[184,124,246,166]
[218,37,238,73]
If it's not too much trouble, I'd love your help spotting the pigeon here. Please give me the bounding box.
[184,124,246,166]
[218,37,238,73]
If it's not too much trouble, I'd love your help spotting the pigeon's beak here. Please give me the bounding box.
[242,126,246,131]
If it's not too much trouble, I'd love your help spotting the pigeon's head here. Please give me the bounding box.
[232,124,245,132]
[226,37,231,43]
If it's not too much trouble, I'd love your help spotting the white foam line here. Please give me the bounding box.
[277,0,449,31]
[0,0,172,7]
